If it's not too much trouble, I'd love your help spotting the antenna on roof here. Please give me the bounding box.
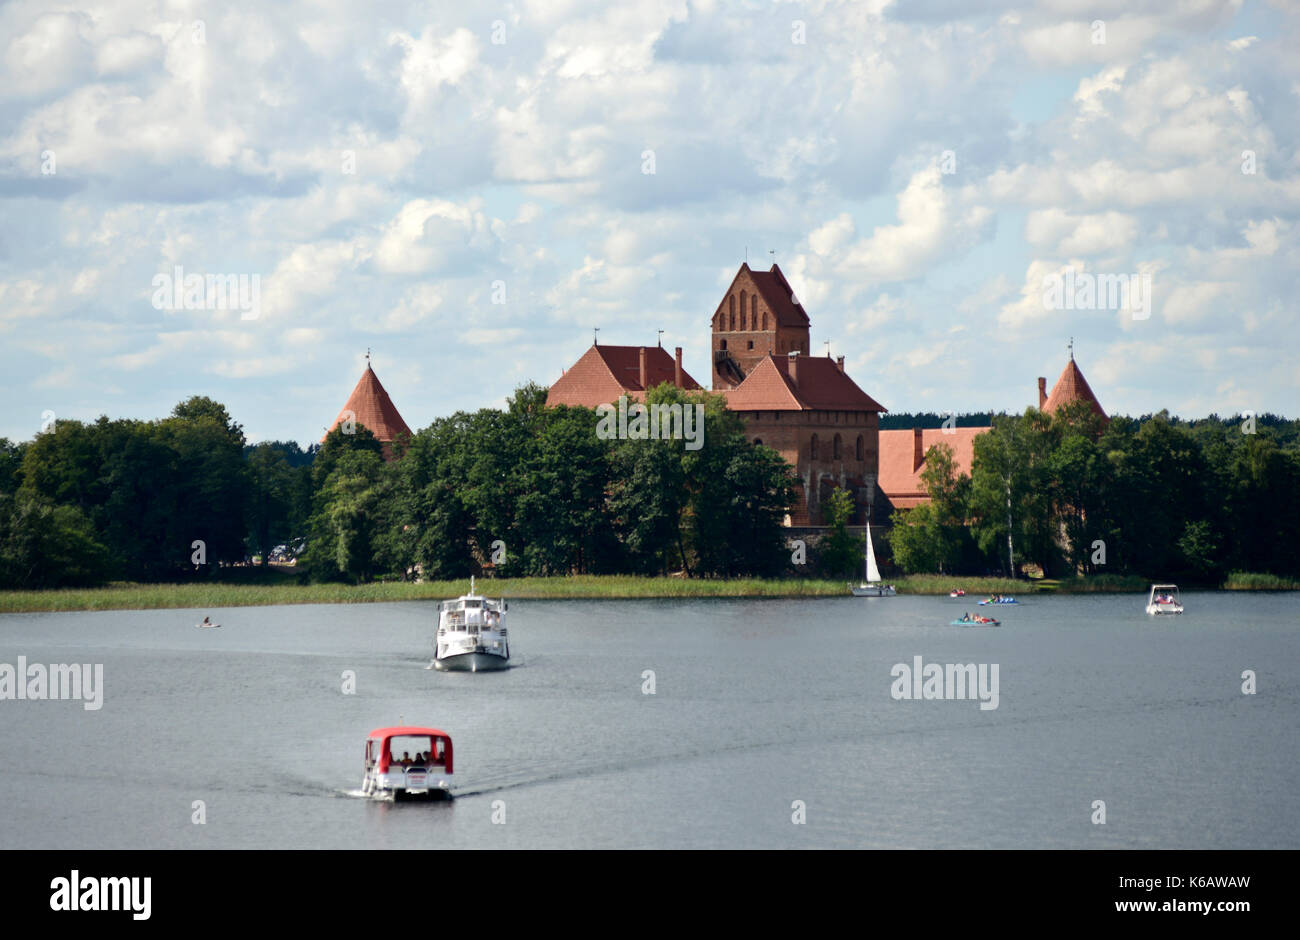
[657,330,664,347]
[593,327,600,347]
[366,348,371,367]
[770,249,775,264]
[825,341,831,358]
[1068,337,1074,360]
[745,245,748,263]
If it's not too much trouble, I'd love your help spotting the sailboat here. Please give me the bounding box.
[850,525,896,597]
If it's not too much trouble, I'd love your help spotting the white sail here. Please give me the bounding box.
[865,525,881,582]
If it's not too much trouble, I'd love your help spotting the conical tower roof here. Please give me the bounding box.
[1044,358,1106,421]
[323,365,413,445]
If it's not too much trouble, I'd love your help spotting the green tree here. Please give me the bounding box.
[818,488,863,578]
[0,492,112,588]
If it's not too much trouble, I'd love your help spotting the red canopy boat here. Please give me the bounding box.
[361,726,454,800]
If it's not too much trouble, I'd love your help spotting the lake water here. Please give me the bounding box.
[1,592,1297,849]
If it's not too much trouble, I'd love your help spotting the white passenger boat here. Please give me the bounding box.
[851,525,896,597]
[434,577,510,671]
[360,726,453,801]
[1145,583,1184,615]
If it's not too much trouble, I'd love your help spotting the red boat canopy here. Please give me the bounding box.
[367,727,453,775]
[368,726,450,740]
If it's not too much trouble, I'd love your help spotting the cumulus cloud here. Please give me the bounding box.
[0,0,1296,439]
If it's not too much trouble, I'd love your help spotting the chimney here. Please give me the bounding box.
[788,350,799,387]
[639,347,648,389]
[913,427,924,472]
[836,355,845,373]
[674,347,683,388]
[1037,376,1047,409]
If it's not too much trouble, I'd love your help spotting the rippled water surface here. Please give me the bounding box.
[1,592,1297,848]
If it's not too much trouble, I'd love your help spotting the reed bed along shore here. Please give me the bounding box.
[0,572,1291,613]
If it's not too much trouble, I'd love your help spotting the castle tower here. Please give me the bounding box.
[711,263,810,389]
[323,358,413,460]
[1037,343,1107,425]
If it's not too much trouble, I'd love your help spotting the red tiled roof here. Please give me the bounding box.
[746,263,810,327]
[877,427,989,500]
[546,344,702,408]
[1044,358,1107,420]
[323,366,413,443]
[724,355,886,412]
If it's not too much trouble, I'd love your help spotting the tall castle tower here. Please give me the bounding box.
[711,263,810,389]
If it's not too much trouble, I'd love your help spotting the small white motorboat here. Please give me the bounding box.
[1145,583,1184,615]
[851,525,896,597]
[360,726,453,801]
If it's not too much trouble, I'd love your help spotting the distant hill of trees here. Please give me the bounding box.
[879,412,999,429]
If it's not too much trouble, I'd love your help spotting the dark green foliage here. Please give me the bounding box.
[892,406,1300,582]
[817,489,863,578]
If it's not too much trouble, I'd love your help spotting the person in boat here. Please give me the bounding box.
[400,751,412,765]
[960,612,971,622]
[201,616,211,625]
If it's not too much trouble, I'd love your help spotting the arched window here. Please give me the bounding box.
[810,434,819,460]
[856,435,864,460]
[720,339,727,350]
[753,438,762,447]
[739,290,747,329]
[763,312,768,331]
[751,295,757,329]
[728,295,735,331]
[833,434,842,460]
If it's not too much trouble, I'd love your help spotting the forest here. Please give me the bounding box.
[1,384,1297,588]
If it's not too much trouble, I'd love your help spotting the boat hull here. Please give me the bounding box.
[851,585,896,597]
[951,619,1000,627]
[1145,605,1183,615]
[434,650,510,672]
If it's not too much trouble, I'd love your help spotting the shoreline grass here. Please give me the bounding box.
[5,570,1288,613]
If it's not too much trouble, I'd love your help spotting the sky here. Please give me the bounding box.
[2,0,1298,447]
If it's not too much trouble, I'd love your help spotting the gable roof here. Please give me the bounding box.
[724,355,886,412]
[720,263,810,328]
[323,365,413,443]
[1044,358,1107,420]
[546,344,702,408]
[877,427,989,505]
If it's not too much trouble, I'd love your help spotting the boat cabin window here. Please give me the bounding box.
[463,599,483,609]
[384,736,440,766]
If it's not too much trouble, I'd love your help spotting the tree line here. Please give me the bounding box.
[4,388,1297,588]
[0,384,800,587]
[888,402,1300,582]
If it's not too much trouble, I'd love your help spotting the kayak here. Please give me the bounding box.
[196,623,221,628]
[949,590,966,597]
[951,619,1000,627]
[978,599,1018,605]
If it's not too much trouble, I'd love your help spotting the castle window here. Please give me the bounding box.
[720,339,727,350]
[753,438,762,447]
[729,295,735,330]
[747,340,754,350]
[751,295,757,329]
[810,434,819,460]
[833,434,842,460]
[763,312,768,330]
[740,290,747,329]
[856,435,864,460]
